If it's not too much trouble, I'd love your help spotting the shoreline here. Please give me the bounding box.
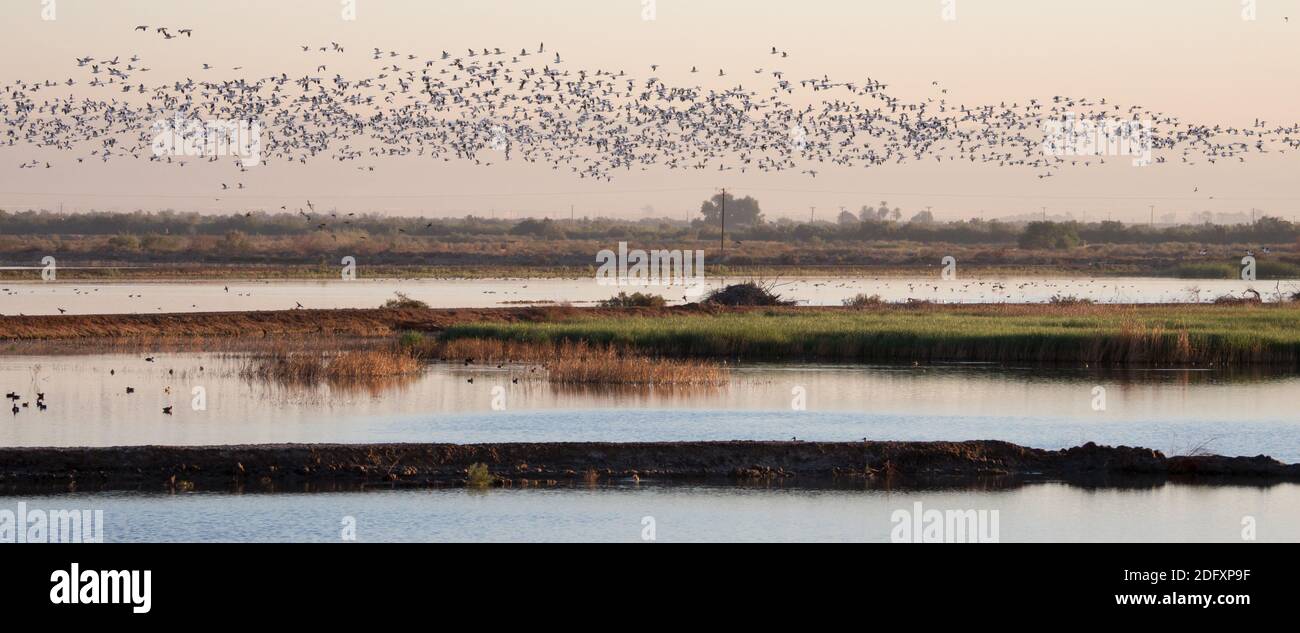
[1,264,1293,282]
[5,303,1300,366]
[0,440,1296,495]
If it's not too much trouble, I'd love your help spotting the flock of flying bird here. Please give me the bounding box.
[5,31,1300,195]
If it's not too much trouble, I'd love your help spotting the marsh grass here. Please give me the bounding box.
[843,293,885,308]
[239,347,420,386]
[440,303,1300,366]
[1173,260,1300,279]
[418,337,726,385]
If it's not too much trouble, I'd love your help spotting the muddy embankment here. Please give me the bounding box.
[0,305,693,340]
[0,440,1297,494]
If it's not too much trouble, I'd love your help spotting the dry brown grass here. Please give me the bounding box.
[545,344,726,386]
[240,347,420,385]
[425,338,726,386]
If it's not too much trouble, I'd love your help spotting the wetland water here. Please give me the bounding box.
[1,276,1294,315]
[2,352,1298,462]
[4,482,1296,542]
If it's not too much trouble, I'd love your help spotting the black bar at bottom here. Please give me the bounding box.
[0,544,1282,620]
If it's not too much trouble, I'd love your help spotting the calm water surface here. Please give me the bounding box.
[2,352,1298,461]
[3,483,1295,542]
[1,276,1292,315]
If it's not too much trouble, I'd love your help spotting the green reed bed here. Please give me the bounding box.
[440,304,1300,366]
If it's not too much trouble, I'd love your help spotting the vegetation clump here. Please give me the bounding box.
[1048,295,1095,305]
[241,348,420,385]
[381,292,429,309]
[600,291,667,308]
[842,293,886,308]
[704,281,793,306]
[466,463,495,487]
[1018,221,1081,250]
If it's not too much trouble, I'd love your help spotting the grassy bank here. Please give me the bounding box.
[441,303,1300,366]
[8,303,1300,367]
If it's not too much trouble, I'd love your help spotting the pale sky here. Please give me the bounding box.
[1,0,1298,222]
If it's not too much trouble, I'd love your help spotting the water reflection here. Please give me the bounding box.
[2,352,1300,461]
[3,481,1294,542]
[2,275,1294,316]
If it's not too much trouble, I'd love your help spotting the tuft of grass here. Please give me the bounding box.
[843,293,885,308]
[1048,294,1095,305]
[466,463,494,487]
[600,291,667,308]
[381,292,430,309]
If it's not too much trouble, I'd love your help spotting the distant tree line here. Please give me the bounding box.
[2,206,1298,247]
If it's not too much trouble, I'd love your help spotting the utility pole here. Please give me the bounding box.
[1041,206,1047,222]
[719,188,727,265]
[809,206,816,224]
[1150,205,1155,226]
[570,204,574,224]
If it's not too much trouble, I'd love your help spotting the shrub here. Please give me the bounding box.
[704,281,793,306]
[842,293,885,308]
[600,291,667,308]
[381,292,430,309]
[1018,222,1081,250]
[466,463,494,487]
